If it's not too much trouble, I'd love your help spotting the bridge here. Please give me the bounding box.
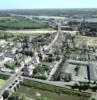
[0,73,23,97]
[0,63,24,97]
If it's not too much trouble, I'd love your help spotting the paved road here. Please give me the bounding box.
[44,20,61,50]
[47,59,62,80]
[44,19,77,50]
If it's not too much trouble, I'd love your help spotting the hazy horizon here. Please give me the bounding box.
[0,0,97,10]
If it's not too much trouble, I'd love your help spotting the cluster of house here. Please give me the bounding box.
[0,39,18,72]
[1,17,97,88]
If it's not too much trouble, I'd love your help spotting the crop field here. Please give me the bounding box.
[75,36,97,47]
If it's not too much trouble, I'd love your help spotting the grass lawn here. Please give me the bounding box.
[0,79,5,87]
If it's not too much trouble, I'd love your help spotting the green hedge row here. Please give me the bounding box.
[0,74,9,80]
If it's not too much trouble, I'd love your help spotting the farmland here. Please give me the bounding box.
[0,16,49,30]
[75,36,97,47]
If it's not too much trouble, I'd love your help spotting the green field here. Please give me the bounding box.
[17,79,91,100]
[17,86,88,100]
[0,16,49,30]
[0,79,5,87]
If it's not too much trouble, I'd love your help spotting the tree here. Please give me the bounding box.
[9,92,18,100]
[91,98,96,100]
[68,73,72,81]
[3,90,9,99]
[75,65,80,76]
[56,55,60,61]
[8,92,26,100]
